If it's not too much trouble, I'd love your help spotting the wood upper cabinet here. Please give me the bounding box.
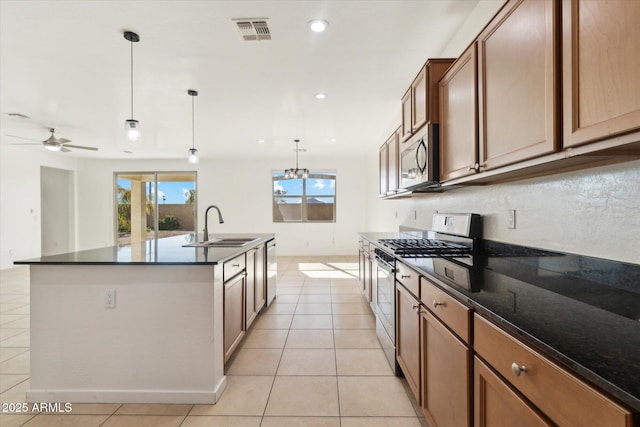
[478,0,558,171]
[403,59,455,142]
[379,127,400,197]
[422,309,472,427]
[387,128,400,194]
[401,88,413,142]
[396,282,421,402]
[562,0,640,148]
[440,43,479,182]
[475,357,553,427]
[378,142,388,197]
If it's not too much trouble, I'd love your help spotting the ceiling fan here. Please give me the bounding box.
[7,128,98,152]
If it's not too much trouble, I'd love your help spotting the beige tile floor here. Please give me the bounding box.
[0,257,426,426]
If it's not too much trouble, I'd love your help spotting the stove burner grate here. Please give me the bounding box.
[378,238,473,257]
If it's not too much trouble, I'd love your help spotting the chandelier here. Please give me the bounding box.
[284,139,309,179]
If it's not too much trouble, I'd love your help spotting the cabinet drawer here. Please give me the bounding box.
[396,261,420,298]
[421,277,471,344]
[474,314,633,427]
[224,254,246,282]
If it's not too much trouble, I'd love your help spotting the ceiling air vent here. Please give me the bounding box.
[233,18,271,41]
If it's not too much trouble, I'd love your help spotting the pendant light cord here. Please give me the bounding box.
[130,40,134,120]
[192,95,195,150]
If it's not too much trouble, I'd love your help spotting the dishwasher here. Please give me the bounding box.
[265,239,277,306]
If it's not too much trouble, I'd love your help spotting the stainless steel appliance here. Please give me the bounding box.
[265,239,277,306]
[373,213,482,374]
[373,247,399,374]
[399,124,439,191]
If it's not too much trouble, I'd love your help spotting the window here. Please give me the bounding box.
[115,172,197,245]
[272,171,336,222]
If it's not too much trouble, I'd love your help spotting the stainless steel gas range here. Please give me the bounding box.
[372,213,481,374]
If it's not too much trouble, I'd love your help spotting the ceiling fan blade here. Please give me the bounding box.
[10,142,42,146]
[6,134,41,142]
[64,144,98,151]
[60,147,71,153]
[54,137,71,144]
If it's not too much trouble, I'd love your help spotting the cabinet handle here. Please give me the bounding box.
[467,163,480,172]
[401,274,411,279]
[411,304,420,311]
[232,263,240,267]
[432,300,445,308]
[511,363,528,377]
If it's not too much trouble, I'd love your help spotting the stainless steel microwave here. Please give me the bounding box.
[399,124,439,190]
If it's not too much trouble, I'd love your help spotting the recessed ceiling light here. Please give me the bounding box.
[257,139,265,144]
[330,138,337,142]
[314,93,327,100]
[308,19,329,33]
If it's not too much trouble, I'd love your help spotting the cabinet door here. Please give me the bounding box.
[562,0,640,148]
[439,43,479,182]
[401,88,413,141]
[396,283,421,402]
[412,66,428,132]
[421,309,471,427]
[224,273,245,362]
[255,244,266,313]
[379,143,388,197]
[386,129,399,194]
[475,357,553,427]
[478,0,558,171]
[245,249,257,329]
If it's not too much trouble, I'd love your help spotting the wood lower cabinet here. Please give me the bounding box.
[475,357,553,427]
[440,43,479,182]
[396,282,421,402]
[562,0,640,148]
[474,314,634,427]
[245,248,258,329]
[478,0,558,171]
[255,244,266,313]
[421,301,471,427]
[224,272,245,362]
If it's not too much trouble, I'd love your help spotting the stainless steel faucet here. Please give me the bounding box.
[203,205,224,241]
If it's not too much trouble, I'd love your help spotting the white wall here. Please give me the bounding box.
[76,155,368,257]
[0,145,78,269]
[40,166,74,256]
[366,153,640,264]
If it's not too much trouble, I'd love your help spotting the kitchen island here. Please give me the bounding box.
[14,233,275,404]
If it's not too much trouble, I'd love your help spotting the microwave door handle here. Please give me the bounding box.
[417,140,427,174]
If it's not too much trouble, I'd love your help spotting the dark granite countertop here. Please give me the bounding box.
[14,233,275,265]
[359,232,640,412]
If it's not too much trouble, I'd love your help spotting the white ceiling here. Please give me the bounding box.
[0,0,483,160]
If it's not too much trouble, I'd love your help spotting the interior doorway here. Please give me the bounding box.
[40,166,75,256]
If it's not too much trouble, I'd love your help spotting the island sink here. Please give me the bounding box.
[183,237,259,248]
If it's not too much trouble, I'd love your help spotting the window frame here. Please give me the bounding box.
[272,170,336,223]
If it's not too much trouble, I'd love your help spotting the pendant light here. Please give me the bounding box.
[123,31,141,141]
[187,89,199,164]
[284,139,309,179]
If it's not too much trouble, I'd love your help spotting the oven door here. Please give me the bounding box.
[373,253,400,374]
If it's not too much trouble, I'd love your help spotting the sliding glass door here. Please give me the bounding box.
[115,172,197,246]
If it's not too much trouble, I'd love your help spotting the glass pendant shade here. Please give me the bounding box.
[125,119,140,141]
[188,148,199,164]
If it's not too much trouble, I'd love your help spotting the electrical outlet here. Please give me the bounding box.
[508,210,516,229]
[104,289,116,309]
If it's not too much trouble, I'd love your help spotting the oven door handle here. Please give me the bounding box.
[375,256,396,273]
